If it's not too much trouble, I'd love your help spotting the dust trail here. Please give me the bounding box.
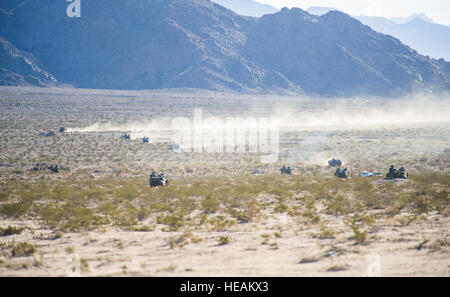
[68,95,450,134]
[273,96,450,131]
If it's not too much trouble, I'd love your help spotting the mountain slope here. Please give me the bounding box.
[306,7,450,61]
[211,0,278,17]
[0,0,296,93]
[1,0,449,96]
[241,8,450,96]
[0,37,58,87]
[356,16,450,61]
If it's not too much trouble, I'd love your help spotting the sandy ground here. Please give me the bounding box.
[0,212,448,276]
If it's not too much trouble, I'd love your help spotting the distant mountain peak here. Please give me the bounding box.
[391,13,435,24]
[306,6,338,16]
[211,0,278,17]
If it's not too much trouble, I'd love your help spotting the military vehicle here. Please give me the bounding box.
[170,143,180,151]
[149,172,169,187]
[280,165,292,174]
[32,163,60,173]
[40,131,56,137]
[360,172,372,177]
[32,163,47,171]
[360,172,383,177]
[121,133,131,140]
[386,165,408,179]
[335,167,349,178]
[59,127,67,133]
[143,137,149,143]
[328,158,342,167]
[48,164,60,173]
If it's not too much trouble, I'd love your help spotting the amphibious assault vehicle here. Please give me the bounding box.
[386,165,408,179]
[335,167,349,178]
[149,172,169,187]
[281,166,292,175]
[328,158,342,167]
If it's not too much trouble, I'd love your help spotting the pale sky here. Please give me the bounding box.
[256,0,450,26]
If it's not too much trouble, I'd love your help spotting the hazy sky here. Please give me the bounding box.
[256,0,450,26]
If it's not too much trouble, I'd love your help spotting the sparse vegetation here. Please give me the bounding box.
[0,225,24,236]
[218,236,231,246]
[0,241,37,257]
[349,219,367,245]
[0,171,447,234]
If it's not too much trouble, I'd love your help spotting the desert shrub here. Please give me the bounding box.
[167,233,190,249]
[228,209,251,223]
[407,192,430,215]
[1,241,37,257]
[411,173,450,187]
[0,225,24,236]
[432,190,449,213]
[201,195,220,214]
[157,213,186,230]
[0,191,8,202]
[274,203,289,213]
[325,195,354,215]
[352,177,374,194]
[40,204,106,231]
[218,236,230,246]
[311,224,336,239]
[0,201,32,218]
[207,216,235,231]
[349,220,367,244]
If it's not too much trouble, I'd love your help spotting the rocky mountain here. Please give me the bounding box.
[0,37,58,87]
[356,16,450,61]
[306,7,337,17]
[241,8,450,96]
[211,0,278,17]
[307,7,450,61]
[1,0,449,96]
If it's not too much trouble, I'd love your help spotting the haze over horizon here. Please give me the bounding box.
[255,0,450,26]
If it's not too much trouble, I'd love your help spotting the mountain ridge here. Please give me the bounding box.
[211,0,278,17]
[0,0,449,96]
[0,36,59,87]
[306,7,450,61]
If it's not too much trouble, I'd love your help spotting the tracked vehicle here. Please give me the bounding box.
[328,158,342,167]
[149,172,169,187]
[335,167,349,178]
[280,165,292,175]
[386,165,408,179]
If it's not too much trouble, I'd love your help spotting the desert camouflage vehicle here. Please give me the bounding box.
[280,165,292,174]
[328,158,342,167]
[386,165,408,179]
[149,172,169,187]
[335,167,349,178]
